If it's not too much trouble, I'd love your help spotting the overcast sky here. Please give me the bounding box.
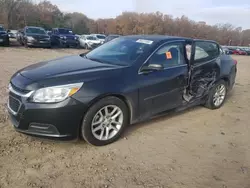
[47,0,250,29]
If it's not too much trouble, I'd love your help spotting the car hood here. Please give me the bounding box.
[18,55,123,83]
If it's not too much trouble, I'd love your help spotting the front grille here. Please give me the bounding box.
[8,96,21,113]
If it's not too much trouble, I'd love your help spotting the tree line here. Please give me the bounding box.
[0,0,250,46]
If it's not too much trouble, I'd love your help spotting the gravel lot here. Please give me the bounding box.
[0,46,250,188]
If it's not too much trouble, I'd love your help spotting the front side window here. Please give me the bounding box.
[86,36,97,40]
[96,35,106,39]
[85,38,153,66]
[148,42,185,68]
[194,42,219,63]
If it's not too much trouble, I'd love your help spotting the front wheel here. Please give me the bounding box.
[205,80,227,109]
[81,97,129,146]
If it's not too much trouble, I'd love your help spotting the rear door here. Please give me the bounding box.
[189,41,221,99]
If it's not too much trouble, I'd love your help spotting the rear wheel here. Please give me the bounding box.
[81,97,129,146]
[205,80,227,109]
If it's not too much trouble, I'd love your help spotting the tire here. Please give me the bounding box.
[81,96,129,146]
[205,80,227,110]
[4,38,10,46]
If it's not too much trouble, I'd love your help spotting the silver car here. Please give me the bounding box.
[79,35,102,49]
[90,34,106,44]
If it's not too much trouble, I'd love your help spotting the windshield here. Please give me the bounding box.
[26,27,46,34]
[96,35,106,39]
[86,36,97,40]
[85,38,153,66]
[58,29,73,34]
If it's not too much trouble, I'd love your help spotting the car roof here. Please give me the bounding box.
[53,28,72,30]
[25,26,44,29]
[123,35,192,42]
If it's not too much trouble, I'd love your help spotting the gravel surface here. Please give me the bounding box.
[0,46,250,188]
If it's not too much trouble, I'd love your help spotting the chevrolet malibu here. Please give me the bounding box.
[8,35,237,146]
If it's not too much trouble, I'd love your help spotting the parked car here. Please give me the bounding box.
[242,48,250,55]
[50,28,79,48]
[0,26,9,46]
[18,26,51,48]
[104,34,120,43]
[7,30,18,39]
[222,47,230,55]
[79,35,101,49]
[232,48,247,55]
[7,35,237,146]
[90,34,106,44]
[16,29,24,45]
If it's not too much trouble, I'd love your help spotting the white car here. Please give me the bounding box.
[90,34,106,44]
[79,35,101,49]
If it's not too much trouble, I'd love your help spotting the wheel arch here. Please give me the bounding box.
[86,93,133,124]
[219,76,230,88]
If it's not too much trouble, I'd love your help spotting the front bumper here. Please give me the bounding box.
[88,43,101,49]
[27,40,51,47]
[60,39,79,46]
[8,89,88,140]
[0,36,8,44]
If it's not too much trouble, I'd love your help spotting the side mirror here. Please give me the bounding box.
[141,64,164,73]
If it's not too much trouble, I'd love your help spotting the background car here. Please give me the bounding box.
[0,26,10,46]
[232,48,247,55]
[90,34,106,44]
[20,26,51,48]
[7,30,18,39]
[242,48,250,55]
[104,34,120,43]
[222,47,230,55]
[50,28,79,48]
[79,35,101,49]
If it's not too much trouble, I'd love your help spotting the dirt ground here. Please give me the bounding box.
[0,45,250,188]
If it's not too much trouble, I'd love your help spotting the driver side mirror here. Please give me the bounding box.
[141,64,164,73]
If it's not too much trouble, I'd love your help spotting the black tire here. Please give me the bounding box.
[81,96,129,146]
[4,38,10,46]
[205,80,228,110]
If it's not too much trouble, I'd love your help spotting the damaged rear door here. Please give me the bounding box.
[188,40,221,100]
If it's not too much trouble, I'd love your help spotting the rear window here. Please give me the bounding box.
[194,41,219,63]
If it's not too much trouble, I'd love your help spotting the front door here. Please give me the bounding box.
[189,41,221,99]
[138,41,189,118]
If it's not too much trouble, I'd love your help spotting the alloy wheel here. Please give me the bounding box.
[213,84,226,107]
[91,105,124,141]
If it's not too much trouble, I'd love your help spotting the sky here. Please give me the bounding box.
[46,0,250,29]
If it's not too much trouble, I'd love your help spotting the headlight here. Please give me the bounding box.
[74,36,78,40]
[27,36,35,41]
[32,83,83,103]
[60,36,67,40]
